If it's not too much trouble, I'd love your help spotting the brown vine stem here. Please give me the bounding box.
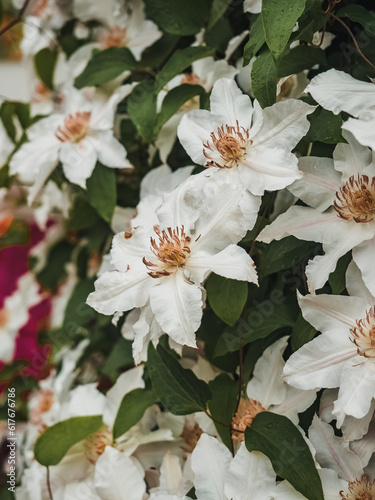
[0,0,32,37]
[329,12,375,71]
[46,467,54,500]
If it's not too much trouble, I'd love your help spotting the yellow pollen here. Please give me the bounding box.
[231,399,266,442]
[203,120,250,169]
[181,423,203,453]
[350,307,375,359]
[99,26,127,49]
[334,175,375,223]
[340,474,375,500]
[84,427,112,464]
[55,112,91,143]
[143,226,191,279]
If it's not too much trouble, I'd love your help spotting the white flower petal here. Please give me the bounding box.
[352,237,375,298]
[87,267,151,315]
[192,434,231,500]
[333,130,373,180]
[149,273,202,347]
[178,110,218,165]
[309,416,363,482]
[306,69,375,116]
[343,114,375,150]
[95,447,146,500]
[246,337,288,409]
[210,78,253,129]
[346,260,375,303]
[90,131,131,168]
[289,156,340,212]
[273,385,318,425]
[224,446,276,500]
[61,140,97,189]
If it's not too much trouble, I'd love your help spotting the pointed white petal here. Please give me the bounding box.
[178,110,218,165]
[343,114,375,150]
[61,140,97,189]
[210,78,253,129]
[306,69,375,116]
[309,416,363,482]
[90,131,131,168]
[149,273,202,347]
[333,130,373,180]
[247,337,288,408]
[192,434,231,500]
[352,237,375,298]
[87,266,151,315]
[273,385,318,425]
[224,446,276,500]
[289,156,340,211]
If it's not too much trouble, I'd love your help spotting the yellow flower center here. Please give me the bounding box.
[203,121,250,169]
[99,26,127,49]
[340,475,375,500]
[350,307,375,359]
[334,175,375,223]
[56,112,91,143]
[231,399,266,442]
[181,423,203,453]
[143,226,191,278]
[84,427,112,464]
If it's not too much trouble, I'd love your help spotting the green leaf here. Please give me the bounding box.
[250,51,277,108]
[74,47,136,89]
[0,360,29,382]
[208,374,238,449]
[34,48,58,91]
[261,0,307,59]
[291,312,317,351]
[127,86,158,142]
[245,412,324,500]
[214,302,295,355]
[0,102,17,142]
[156,84,206,134]
[243,15,266,65]
[305,108,344,144]
[34,416,103,466]
[86,163,117,223]
[337,5,375,37]
[277,45,325,78]
[0,1,3,26]
[113,389,156,439]
[207,0,232,30]
[329,251,352,295]
[147,343,212,415]
[206,274,248,327]
[144,0,210,35]
[68,194,101,230]
[257,236,321,277]
[63,278,96,329]
[102,338,134,377]
[36,241,74,291]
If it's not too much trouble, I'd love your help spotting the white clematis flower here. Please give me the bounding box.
[88,178,259,349]
[283,262,375,423]
[306,69,375,150]
[258,131,375,294]
[230,337,317,442]
[178,78,314,196]
[9,86,132,202]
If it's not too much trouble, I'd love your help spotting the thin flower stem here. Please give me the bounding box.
[204,410,230,428]
[46,467,54,500]
[329,12,375,71]
[0,0,32,37]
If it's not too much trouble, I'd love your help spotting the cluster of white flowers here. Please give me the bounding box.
[1,0,375,499]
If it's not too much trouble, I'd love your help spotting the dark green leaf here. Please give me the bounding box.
[74,47,136,89]
[207,0,232,30]
[102,338,134,377]
[156,84,206,133]
[257,236,321,277]
[144,0,210,35]
[328,251,352,295]
[291,312,317,351]
[0,219,29,249]
[113,389,156,439]
[261,0,307,59]
[245,412,324,500]
[0,360,29,382]
[63,278,96,329]
[214,302,295,355]
[147,343,212,415]
[243,16,266,65]
[208,374,238,449]
[36,241,73,291]
[34,48,57,91]
[305,108,344,144]
[250,51,277,108]
[0,102,17,142]
[337,5,375,37]
[86,163,117,223]
[206,274,248,327]
[127,86,158,142]
[34,416,103,466]
[277,45,325,78]
[68,194,101,230]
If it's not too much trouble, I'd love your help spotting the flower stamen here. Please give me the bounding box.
[340,474,375,500]
[203,120,250,169]
[56,112,91,143]
[350,307,375,359]
[100,26,127,49]
[334,175,375,223]
[231,399,266,442]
